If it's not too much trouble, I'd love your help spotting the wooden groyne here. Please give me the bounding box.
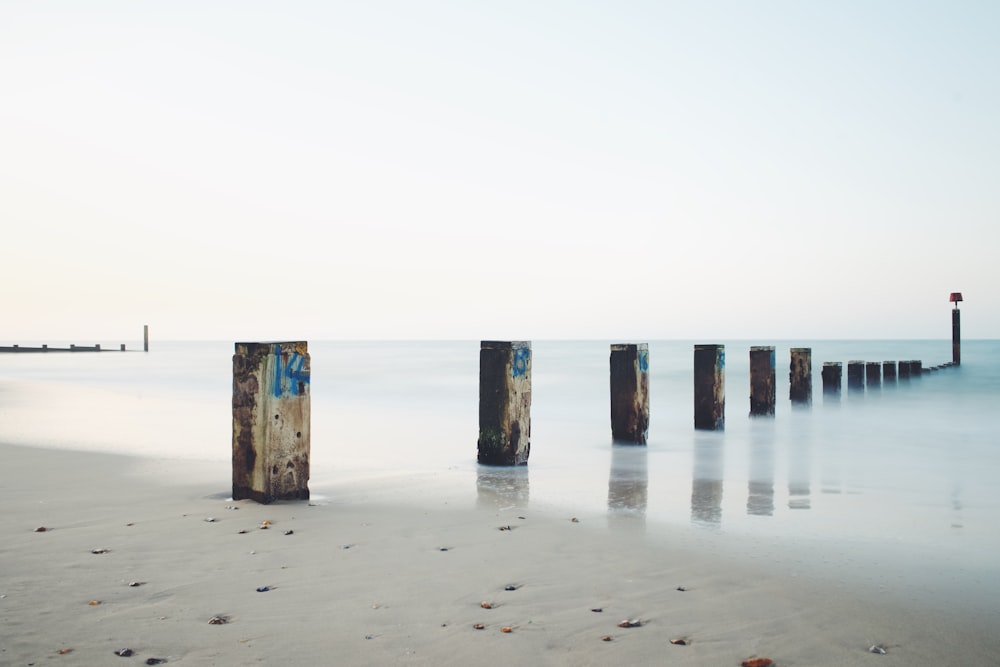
[0,343,127,352]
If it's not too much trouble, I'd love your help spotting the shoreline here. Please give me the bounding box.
[3,442,998,666]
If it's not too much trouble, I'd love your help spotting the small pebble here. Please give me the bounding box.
[480,601,493,609]
[670,638,688,645]
[571,517,579,523]
[601,635,612,642]
[501,627,513,633]
[88,600,101,606]
[128,581,145,587]
[676,586,687,592]
[870,645,888,655]
[146,659,167,665]
[114,648,134,657]
[284,530,294,535]
[260,520,271,529]
[591,608,603,613]
[740,659,773,667]
[204,517,217,523]
[504,585,517,591]
[473,623,485,630]
[34,526,47,532]
[617,619,641,628]
[256,586,271,593]
[56,648,72,655]
[237,529,248,534]
[91,548,110,555]
[439,547,449,552]
[208,615,228,625]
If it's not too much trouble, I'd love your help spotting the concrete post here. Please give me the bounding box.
[821,362,842,397]
[866,362,881,389]
[952,309,961,365]
[749,346,775,417]
[883,361,897,383]
[847,361,865,392]
[144,325,149,352]
[694,344,725,430]
[232,341,311,503]
[478,341,531,465]
[898,360,911,379]
[609,343,650,444]
[788,348,812,406]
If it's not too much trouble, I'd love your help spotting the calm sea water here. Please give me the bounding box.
[2,339,998,614]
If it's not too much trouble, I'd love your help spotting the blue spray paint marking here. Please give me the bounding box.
[718,349,726,369]
[512,347,530,378]
[272,345,311,397]
[638,348,649,373]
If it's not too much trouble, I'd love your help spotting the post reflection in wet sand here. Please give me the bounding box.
[476,465,530,512]
[747,423,775,517]
[607,443,648,522]
[788,416,813,510]
[691,433,725,526]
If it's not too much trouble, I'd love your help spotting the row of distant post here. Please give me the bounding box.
[230,295,963,501]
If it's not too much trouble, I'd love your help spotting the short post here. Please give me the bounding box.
[866,362,881,389]
[749,346,775,417]
[950,292,963,365]
[144,325,149,352]
[694,344,725,430]
[478,341,532,465]
[821,362,842,398]
[883,361,897,383]
[898,360,912,379]
[789,348,812,406]
[120,344,126,351]
[232,341,311,503]
[911,360,923,376]
[609,343,650,444]
[847,361,865,392]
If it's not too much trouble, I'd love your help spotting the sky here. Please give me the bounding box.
[2,1,997,342]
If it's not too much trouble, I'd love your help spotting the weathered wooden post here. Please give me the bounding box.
[694,344,725,430]
[898,360,912,379]
[847,361,865,392]
[144,325,149,352]
[610,343,649,444]
[911,360,923,376]
[821,362,842,398]
[883,361,897,383]
[950,292,963,365]
[866,362,881,389]
[749,346,775,417]
[789,348,812,406]
[232,341,311,503]
[478,341,531,465]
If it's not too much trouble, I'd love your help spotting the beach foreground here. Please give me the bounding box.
[1,443,996,666]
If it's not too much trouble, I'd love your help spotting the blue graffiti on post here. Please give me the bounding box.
[512,346,530,378]
[272,344,311,398]
[638,348,649,373]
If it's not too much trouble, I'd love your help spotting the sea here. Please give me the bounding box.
[2,339,998,618]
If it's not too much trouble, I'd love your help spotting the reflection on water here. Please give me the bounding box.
[747,424,775,516]
[476,465,529,512]
[691,433,724,526]
[607,444,648,519]
[788,425,812,510]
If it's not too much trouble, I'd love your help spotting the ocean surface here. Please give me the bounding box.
[2,339,999,617]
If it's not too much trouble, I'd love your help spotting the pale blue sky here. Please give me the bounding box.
[2,1,996,342]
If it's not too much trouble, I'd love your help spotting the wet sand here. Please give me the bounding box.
[2,442,997,666]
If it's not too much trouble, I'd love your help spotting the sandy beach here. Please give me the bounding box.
[2,442,997,666]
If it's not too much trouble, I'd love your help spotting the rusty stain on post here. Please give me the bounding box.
[788,348,812,406]
[478,341,531,466]
[749,346,776,417]
[610,343,650,444]
[694,344,725,430]
[232,341,311,503]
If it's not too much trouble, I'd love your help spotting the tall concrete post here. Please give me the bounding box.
[478,341,531,466]
[950,292,963,365]
[789,348,812,406]
[866,362,881,389]
[232,341,311,503]
[143,325,149,352]
[821,362,842,398]
[749,346,775,417]
[694,344,725,430]
[847,361,865,392]
[610,343,650,444]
